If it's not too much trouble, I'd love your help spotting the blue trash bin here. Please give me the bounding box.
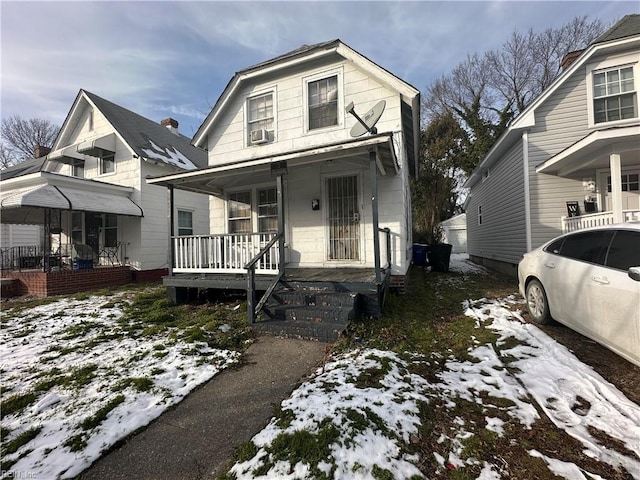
[412,244,428,266]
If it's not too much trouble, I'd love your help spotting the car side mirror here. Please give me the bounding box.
[629,266,640,282]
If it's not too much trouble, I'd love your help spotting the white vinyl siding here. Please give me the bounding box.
[205,60,401,166]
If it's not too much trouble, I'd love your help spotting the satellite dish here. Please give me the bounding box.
[347,100,386,137]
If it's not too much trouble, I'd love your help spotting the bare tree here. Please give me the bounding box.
[423,15,608,174]
[1,116,59,167]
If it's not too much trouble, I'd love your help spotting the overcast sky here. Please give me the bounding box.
[1,1,637,137]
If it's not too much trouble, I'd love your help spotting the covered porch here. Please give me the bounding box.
[535,125,640,233]
[0,172,143,297]
[148,134,399,328]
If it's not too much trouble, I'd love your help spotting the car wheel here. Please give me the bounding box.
[525,279,553,325]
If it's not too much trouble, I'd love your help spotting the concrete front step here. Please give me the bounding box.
[252,318,347,342]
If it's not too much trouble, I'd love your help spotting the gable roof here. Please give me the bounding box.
[192,39,421,167]
[464,13,640,189]
[52,90,207,170]
[593,14,640,44]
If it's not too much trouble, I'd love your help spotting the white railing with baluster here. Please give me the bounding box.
[562,209,640,233]
[173,233,279,274]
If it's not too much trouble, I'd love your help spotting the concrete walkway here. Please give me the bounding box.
[78,336,328,480]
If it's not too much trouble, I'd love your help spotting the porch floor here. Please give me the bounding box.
[162,267,386,291]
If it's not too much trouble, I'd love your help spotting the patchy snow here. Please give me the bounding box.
[3,256,639,480]
[142,139,197,170]
[229,349,429,480]
[449,253,491,275]
[464,296,640,478]
[0,290,239,479]
[225,292,640,479]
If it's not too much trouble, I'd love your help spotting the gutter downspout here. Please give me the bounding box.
[522,131,532,253]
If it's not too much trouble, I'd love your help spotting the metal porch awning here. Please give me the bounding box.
[1,184,143,217]
[146,133,398,196]
[76,133,116,157]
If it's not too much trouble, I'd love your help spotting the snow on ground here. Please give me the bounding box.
[225,264,640,479]
[0,290,239,479]
[464,296,640,477]
[448,253,491,275]
[3,255,639,480]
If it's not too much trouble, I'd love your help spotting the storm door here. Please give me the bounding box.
[326,175,360,261]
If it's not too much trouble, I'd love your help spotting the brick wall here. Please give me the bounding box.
[132,268,168,283]
[5,267,132,297]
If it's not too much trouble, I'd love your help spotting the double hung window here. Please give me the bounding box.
[247,93,274,145]
[308,75,338,130]
[100,152,115,175]
[177,210,194,236]
[228,192,252,233]
[593,66,637,124]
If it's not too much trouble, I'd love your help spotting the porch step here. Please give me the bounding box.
[271,291,359,309]
[256,289,359,341]
[252,318,348,343]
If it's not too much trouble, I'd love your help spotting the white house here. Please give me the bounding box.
[0,90,209,295]
[148,40,420,334]
[464,14,640,276]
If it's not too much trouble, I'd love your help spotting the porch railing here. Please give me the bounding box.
[173,233,279,274]
[562,209,640,233]
[0,243,127,272]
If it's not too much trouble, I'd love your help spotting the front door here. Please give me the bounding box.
[602,170,640,211]
[326,175,360,261]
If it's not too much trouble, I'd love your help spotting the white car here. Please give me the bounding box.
[518,223,640,367]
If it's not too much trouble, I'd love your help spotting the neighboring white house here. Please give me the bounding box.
[464,14,640,276]
[0,90,209,279]
[148,40,420,319]
[440,213,467,253]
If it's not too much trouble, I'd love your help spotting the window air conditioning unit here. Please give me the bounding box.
[251,128,268,144]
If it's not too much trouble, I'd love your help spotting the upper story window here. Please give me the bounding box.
[593,66,637,123]
[308,75,338,130]
[100,152,115,175]
[72,159,84,178]
[247,92,274,146]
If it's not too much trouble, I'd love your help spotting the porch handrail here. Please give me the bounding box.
[246,233,283,324]
[172,233,278,273]
[562,209,640,233]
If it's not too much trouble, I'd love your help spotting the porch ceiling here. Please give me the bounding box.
[536,125,640,178]
[147,134,397,195]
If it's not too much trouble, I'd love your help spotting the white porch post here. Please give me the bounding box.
[610,153,623,223]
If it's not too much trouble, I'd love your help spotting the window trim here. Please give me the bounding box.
[477,205,483,225]
[303,68,344,134]
[245,88,276,147]
[586,53,639,128]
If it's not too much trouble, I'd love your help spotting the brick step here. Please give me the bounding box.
[252,318,347,342]
[271,291,359,308]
